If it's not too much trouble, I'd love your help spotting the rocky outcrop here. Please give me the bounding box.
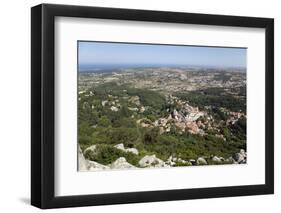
[110,106,119,112]
[83,145,97,155]
[139,155,168,168]
[110,157,136,169]
[212,156,221,162]
[189,159,196,165]
[126,148,139,155]
[166,156,176,166]
[239,149,247,158]
[79,144,247,171]
[88,160,110,171]
[114,143,139,155]
[78,146,109,171]
[233,149,247,164]
[165,156,192,166]
[233,153,244,163]
[197,157,207,165]
[83,145,98,164]
[114,143,125,150]
[78,146,89,171]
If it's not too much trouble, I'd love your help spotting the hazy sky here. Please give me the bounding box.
[78,41,247,68]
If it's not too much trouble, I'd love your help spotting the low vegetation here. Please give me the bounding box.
[79,81,246,167]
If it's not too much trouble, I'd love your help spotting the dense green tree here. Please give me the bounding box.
[98,116,111,127]
[143,127,159,144]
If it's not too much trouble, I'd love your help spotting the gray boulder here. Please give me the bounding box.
[126,148,139,155]
[212,156,221,162]
[219,157,225,161]
[114,143,139,155]
[139,155,166,168]
[114,143,125,150]
[79,146,110,171]
[240,149,247,158]
[189,159,196,165]
[110,157,136,169]
[88,160,109,171]
[165,155,176,166]
[233,153,244,163]
[177,158,187,164]
[83,145,97,155]
[197,157,207,165]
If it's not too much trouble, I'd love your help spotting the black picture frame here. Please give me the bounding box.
[31,3,274,209]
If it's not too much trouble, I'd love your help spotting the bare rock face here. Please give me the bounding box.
[165,156,176,166]
[165,156,191,166]
[139,155,167,168]
[114,143,139,155]
[212,156,221,162]
[196,157,207,165]
[78,146,89,171]
[239,149,247,158]
[189,159,196,165]
[83,145,97,155]
[110,106,119,112]
[219,157,225,161]
[110,157,136,169]
[233,153,244,163]
[88,161,109,171]
[114,143,125,150]
[126,148,139,155]
[79,146,109,171]
[233,149,247,164]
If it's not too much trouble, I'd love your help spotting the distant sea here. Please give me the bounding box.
[79,64,180,72]
[78,64,246,73]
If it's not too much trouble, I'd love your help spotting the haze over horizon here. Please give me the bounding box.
[78,41,247,71]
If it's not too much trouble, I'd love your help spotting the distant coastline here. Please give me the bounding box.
[79,64,246,73]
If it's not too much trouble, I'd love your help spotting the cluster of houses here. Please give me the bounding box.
[135,95,208,135]
[226,111,245,125]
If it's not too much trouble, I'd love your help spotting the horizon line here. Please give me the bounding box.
[78,63,247,69]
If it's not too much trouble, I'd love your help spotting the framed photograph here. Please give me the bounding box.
[31,3,274,209]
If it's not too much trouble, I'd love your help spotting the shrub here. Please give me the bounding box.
[143,127,159,144]
[98,116,111,127]
[91,127,140,147]
[85,144,140,166]
[78,135,92,146]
